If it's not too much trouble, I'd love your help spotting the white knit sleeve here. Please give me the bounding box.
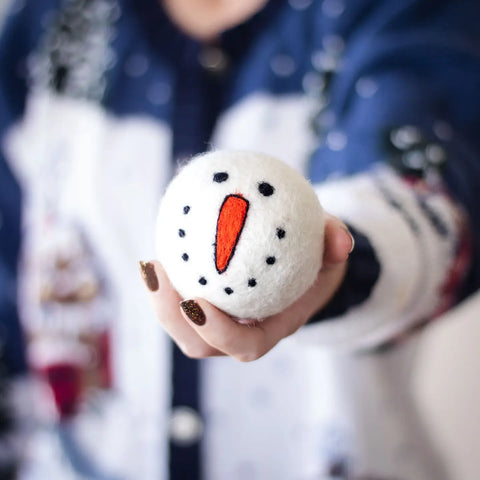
[294,165,468,350]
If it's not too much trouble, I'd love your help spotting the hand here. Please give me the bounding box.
[139,214,353,362]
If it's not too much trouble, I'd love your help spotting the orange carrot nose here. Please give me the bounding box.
[215,194,249,274]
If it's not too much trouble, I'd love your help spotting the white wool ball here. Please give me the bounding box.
[156,151,324,319]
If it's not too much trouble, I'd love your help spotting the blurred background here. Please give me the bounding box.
[0,0,479,479]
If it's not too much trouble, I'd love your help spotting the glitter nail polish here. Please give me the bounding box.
[180,300,206,326]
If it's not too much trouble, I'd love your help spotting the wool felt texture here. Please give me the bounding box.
[156,151,325,319]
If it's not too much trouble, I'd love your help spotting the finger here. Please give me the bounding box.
[323,214,354,265]
[139,260,225,358]
[179,299,285,362]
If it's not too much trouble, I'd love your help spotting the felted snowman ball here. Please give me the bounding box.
[156,151,325,320]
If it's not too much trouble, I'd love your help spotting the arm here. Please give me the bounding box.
[299,0,479,348]
[141,0,479,359]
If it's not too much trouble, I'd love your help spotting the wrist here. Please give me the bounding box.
[307,226,380,324]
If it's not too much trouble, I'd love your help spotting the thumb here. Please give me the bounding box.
[322,214,354,265]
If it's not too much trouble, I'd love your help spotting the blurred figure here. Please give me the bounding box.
[0,0,479,479]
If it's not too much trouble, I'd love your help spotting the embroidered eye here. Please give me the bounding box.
[266,256,276,265]
[276,228,285,239]
[183,206,190,214]
[213,172,229,183]
[258,182,274,196]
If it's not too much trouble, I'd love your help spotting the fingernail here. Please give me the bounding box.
[139,261,159,292]
[180,300,206,326]
[343,227,355,254]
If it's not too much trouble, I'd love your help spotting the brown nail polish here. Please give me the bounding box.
[139,261,159,292]
[180,300,206,326]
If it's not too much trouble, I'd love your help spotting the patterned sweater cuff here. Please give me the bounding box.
[307,225,380,323]
[295,166,468,350]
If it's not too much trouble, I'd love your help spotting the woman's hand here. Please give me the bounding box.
[139,214,353,362]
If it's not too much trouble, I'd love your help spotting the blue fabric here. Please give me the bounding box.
[0,0,57,375]
[305,0,480,298]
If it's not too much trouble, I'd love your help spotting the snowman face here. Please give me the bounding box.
[156,151,324,319]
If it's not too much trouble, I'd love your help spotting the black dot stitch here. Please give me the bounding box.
[183,206,190,214]
[276,228,286,239]
[182,253,189,261]
[199,277,207,285]
[266,256,276,265]
[178,229,185,238]
[258,182,274,196]
[213,172,229,183]
[248,278,257,287]
[224,287,233,295]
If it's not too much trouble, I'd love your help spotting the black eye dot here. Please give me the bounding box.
[178,229,185,238]
[266,256,276,265]
[199,277,207,285]
[224,287,234,295]
[182,253,189,261]
[183,206,190,214]
[213,172,229,183]
[248,278,257,287]
[276,228,286,239]
[258,182,274,196]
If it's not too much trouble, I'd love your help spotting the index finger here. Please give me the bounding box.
[140,260,225,358]
[179,299,289,362]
